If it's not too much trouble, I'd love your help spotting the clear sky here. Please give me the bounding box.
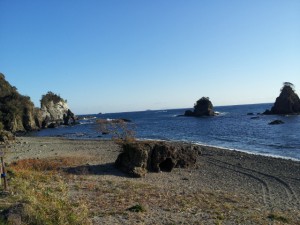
[0,0,299,114]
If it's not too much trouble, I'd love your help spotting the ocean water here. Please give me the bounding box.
[29,103,300,160]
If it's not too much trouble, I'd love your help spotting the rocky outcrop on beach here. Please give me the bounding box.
[264,82,300,115]
[115,140,199,177]
[184,97,216,117]
[40,92,77,128]
[0,130,15,143]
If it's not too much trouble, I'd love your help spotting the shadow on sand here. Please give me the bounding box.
[63,163,129,177]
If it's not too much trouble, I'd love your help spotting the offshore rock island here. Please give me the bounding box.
[264,82,300,115]
[184,97,216,117]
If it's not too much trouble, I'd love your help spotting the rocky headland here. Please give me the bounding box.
[184,97,216,117]
[0,74,40,133]
[0,73,76,140]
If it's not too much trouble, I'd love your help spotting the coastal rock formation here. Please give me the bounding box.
[115,141,199,177]
[40,92,76,128]
[0,130,15,143]
[0,73,40,132]
[264,82,300,115]
[184,97,215,117]
[0,73,77,133]
[269,120,284,125]
[63,109,76,125]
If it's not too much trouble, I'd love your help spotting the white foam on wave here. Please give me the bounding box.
[79,121,94,125]
[192,142,300,162]
[137,138,300,162]
[80,116,97,120]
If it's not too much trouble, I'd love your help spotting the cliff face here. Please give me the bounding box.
[0,74,76,133]
[0,73,40,132]
[40,92,76,128]
[264,83,300,115]
[184,97,215,117]
[41,100,69,121]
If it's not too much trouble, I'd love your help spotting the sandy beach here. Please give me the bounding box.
[4,137,300,224]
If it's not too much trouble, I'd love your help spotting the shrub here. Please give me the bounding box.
[40,91,66,107]
[127,204,146,213]
[96,119,135,143]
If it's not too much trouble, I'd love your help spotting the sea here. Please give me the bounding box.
[28,103,300,161]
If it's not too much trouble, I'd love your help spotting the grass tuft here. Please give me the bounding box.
[127,204,146,213]
[268,213,289,223]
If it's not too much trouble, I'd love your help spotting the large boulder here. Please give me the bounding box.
[269,120,284,125]
[184,97,216,117]
[63,109,77,125]
[115,141,199,177]
[0,130,15,143]
[264,82,300,115]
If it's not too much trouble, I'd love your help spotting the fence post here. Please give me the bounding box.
[1,157,8,191]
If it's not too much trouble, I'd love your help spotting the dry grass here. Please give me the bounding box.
[1,156,297,224]
[1,157,92,225]
[9,156,88,172]
[67,176,266,224]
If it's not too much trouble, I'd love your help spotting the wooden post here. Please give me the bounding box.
[1,157,8,191]
[0,160,2,186]
[0,151,3,187]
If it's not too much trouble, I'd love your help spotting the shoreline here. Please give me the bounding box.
[129,137,300,162]
[18,134,300,162]
[193,142,300,162]
[4,136,300,224]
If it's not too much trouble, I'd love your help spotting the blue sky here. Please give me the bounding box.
[1,0,299,114]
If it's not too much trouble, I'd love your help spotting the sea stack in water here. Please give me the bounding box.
[184,97,216,117]
[264,82,300,115]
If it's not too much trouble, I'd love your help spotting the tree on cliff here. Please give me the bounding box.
[40,91,66,107]
[281,82,294,91]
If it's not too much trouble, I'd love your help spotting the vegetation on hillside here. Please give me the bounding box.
[0,73,35,131]
[281,82,295,91]
[40,91,66,107]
